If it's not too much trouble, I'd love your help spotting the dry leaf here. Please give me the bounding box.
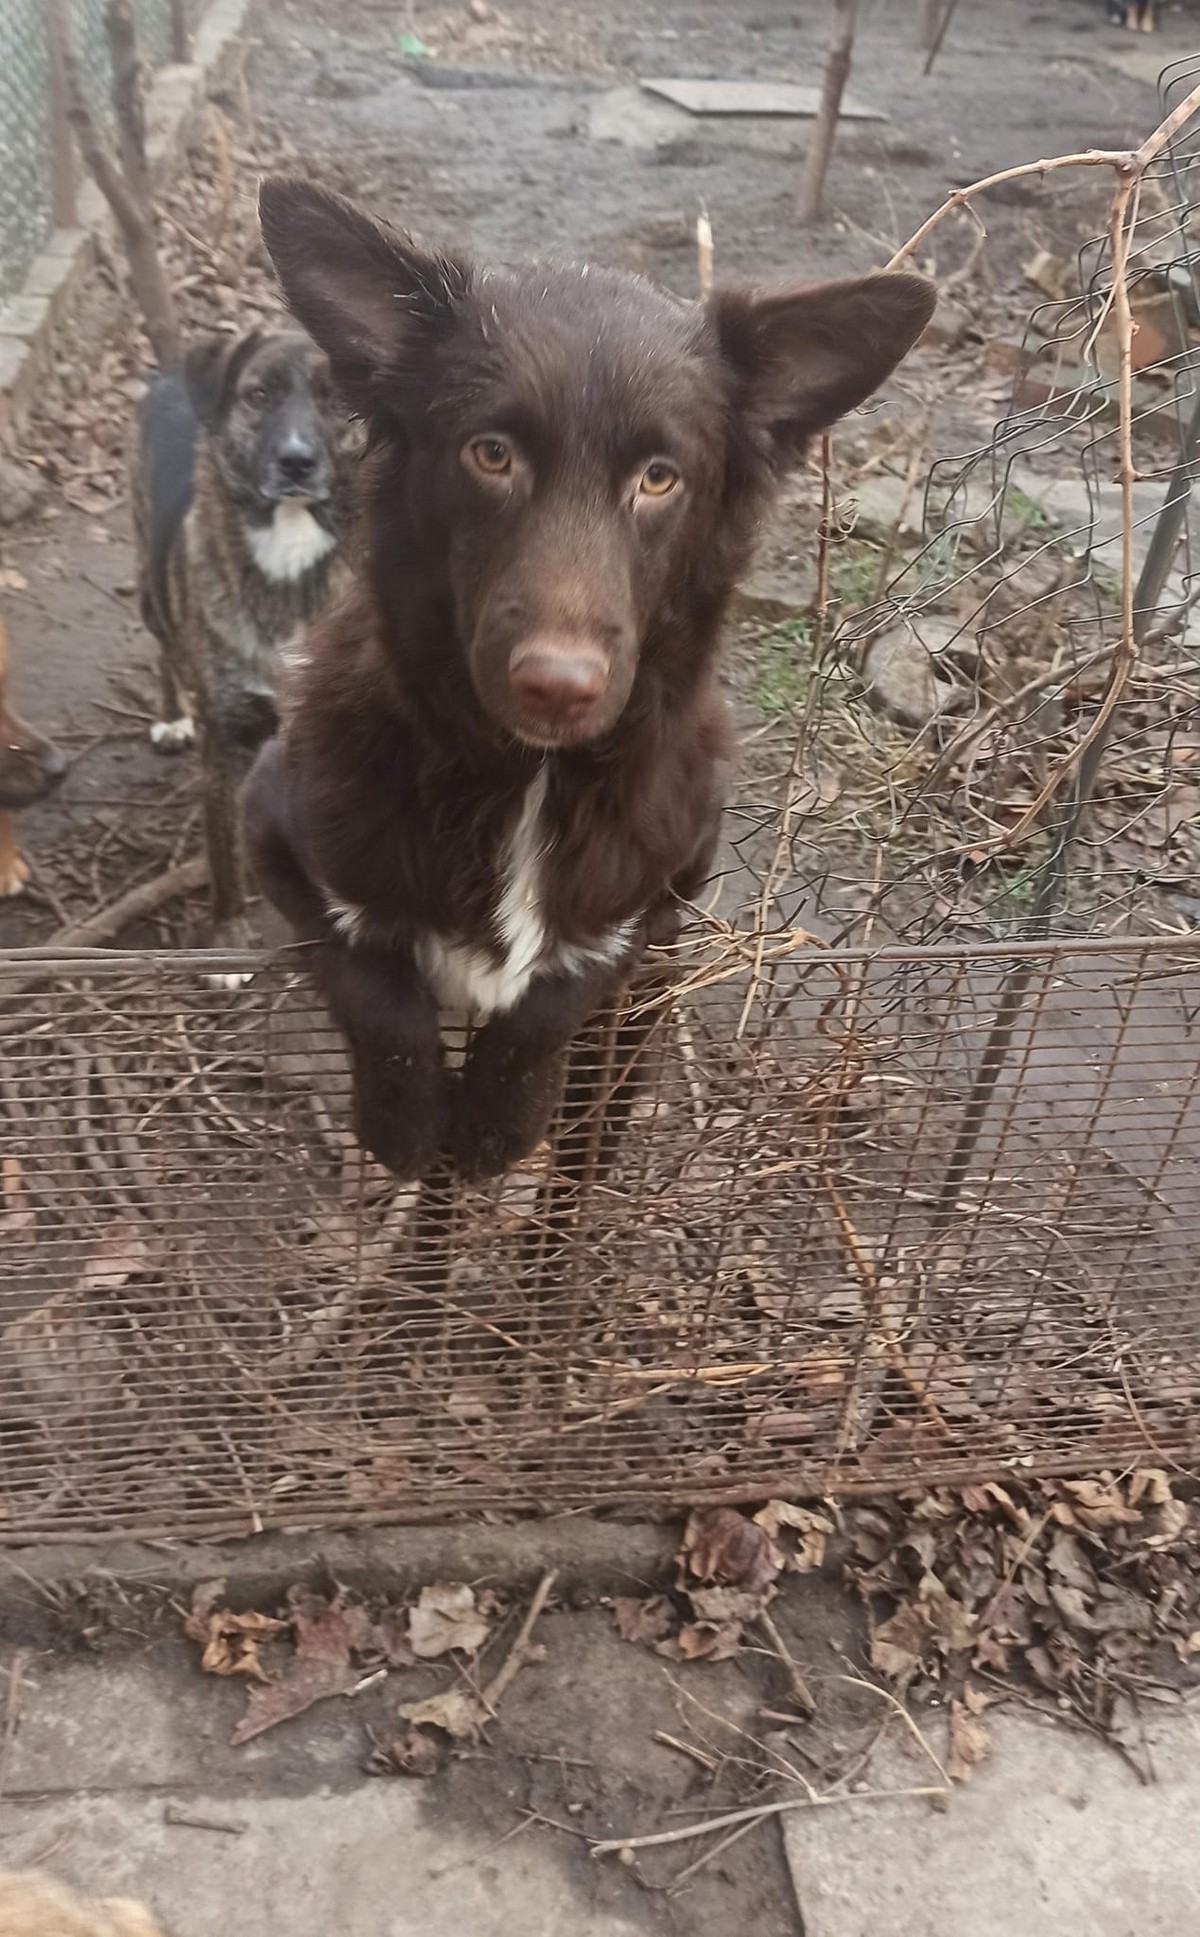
[366,1726,440,1778]
[397,1688,486,1741]
[408,1583,490,1660]
[869,1602,932,1684]
[613,1595,676,1645]
[678,1622,742,1662]
[1048,1583,1099,1634]
[682,1507,781,1593]
[4,1293,122,1410]
[1127,1469,1173,1507]
[1060,1480,1140,1530]
[1145,1498,1189,1548]
[74,1221,151,1293]
[946,1697,991,1782]
[184,1580,286,1682]
[230,1588,364,1744]
[1047,1531,1098,1596]
[754,1501,833,1572]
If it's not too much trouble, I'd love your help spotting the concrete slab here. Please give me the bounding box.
[784,1706,1200,1937]
[0,1788,645,1937]
[640,78,885,120]
[0,1598,807,1937]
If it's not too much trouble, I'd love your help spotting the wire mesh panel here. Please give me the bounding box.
[1,937,1198,1542]
[0,0,54,299]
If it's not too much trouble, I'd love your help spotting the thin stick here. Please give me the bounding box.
[922,0,960,75]
[481,1570,557,1711]
[590,1785,945,1857]
[654,1731,719,1772]
[832,1670,951,1788]
[823,1170,950,1437]
[0,1651,30,1801]
[757,1610,817,1714]
[668,1815,761,1890]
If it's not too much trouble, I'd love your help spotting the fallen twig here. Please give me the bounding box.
[590,1784,946,1857]
[482,1569,557,1713]
[0,1651,30,1801]
[654,1730,719,1773]
[757,1610,817,1715]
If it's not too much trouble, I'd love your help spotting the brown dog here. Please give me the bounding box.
[246,179,935,1182]
[0,616,67,897]
[0,1870,167,1937]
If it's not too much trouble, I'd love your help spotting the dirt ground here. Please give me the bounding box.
[0,0,1193,950]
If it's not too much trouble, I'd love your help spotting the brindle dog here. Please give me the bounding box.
[132,328,357,937]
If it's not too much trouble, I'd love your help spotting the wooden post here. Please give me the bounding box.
[45,2,80,228]
[169,0,191,63]
[797,0,860,227]
[919,0,944,47]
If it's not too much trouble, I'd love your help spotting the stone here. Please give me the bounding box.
[0,453,46,525]
[920,293,977,352]
[862,614,967,729]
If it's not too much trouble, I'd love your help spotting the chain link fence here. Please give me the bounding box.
[0,0,186,299]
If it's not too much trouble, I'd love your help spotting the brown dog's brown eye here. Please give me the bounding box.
[468,436,513,477]
[244,385,268,410]
[638,460,680,498]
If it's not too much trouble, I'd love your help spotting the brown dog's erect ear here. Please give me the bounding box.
[257,177,469,409]
[711,270,936,468]
[184,330,264,427]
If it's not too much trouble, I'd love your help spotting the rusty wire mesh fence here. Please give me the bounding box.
[4,59,1200,1542]
[1,936,1198,1542]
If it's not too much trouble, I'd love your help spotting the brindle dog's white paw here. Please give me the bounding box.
[149,714,196,753]
[203,916,259,992]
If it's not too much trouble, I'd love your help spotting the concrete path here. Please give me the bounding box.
[784,1705,1200,1937]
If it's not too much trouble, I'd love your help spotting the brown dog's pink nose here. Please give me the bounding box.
[509,643,609,720]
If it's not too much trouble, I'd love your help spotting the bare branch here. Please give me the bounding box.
[50,0,182,369]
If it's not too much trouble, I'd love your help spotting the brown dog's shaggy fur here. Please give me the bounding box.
[0,1870,167,1937]
[0,616,66,897]
[245,178,934,1182]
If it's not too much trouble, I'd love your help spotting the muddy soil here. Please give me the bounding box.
[0,0,1187,949]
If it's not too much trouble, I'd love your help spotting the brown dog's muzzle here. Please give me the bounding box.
[507,637,611,739]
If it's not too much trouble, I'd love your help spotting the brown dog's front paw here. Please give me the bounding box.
[354,1069,448,1181]
[448,1091,551,1184]
[0,851,30,897]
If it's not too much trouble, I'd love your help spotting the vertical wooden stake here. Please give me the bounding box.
[797,0,861,227]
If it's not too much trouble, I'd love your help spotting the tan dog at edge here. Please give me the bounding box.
[0,615,67,896]
[0,1870,168,1937]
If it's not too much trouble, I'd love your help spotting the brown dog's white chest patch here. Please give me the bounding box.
[326,767,636,1020]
